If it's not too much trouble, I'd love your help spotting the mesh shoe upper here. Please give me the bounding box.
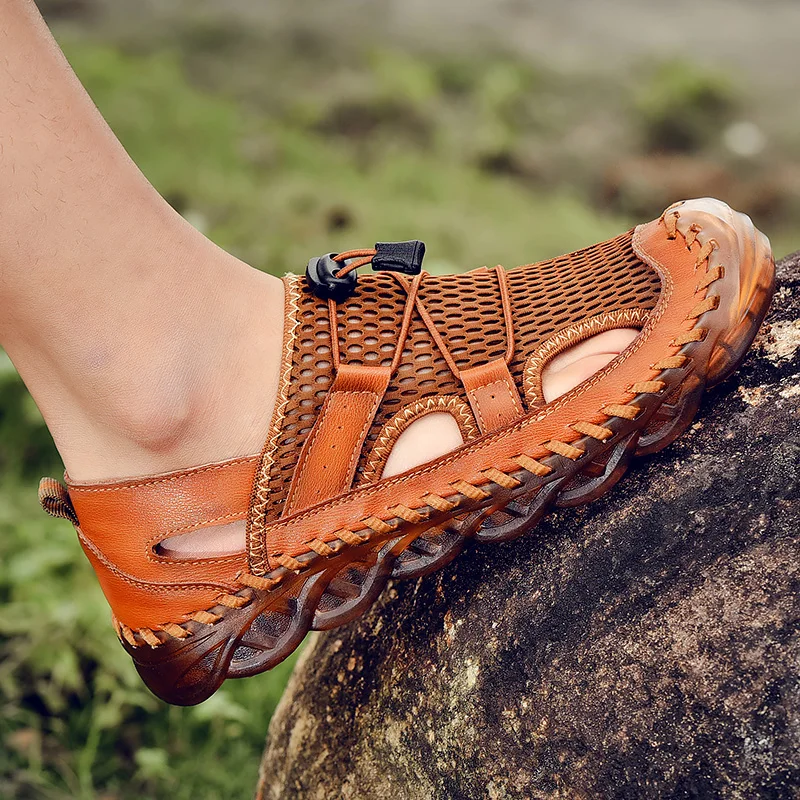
[264,229,661,520]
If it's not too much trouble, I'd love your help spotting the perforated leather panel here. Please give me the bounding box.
[264,230,661,519]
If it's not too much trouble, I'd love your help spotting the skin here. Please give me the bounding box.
[0,0,636,556]
[0,0,284,484]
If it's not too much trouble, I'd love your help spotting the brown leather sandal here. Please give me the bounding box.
[39,198,775,705]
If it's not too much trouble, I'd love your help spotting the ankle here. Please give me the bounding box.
[26,247,285,482]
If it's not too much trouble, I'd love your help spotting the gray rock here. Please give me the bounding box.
[258,253,800,800]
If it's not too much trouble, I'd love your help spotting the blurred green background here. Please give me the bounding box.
[2,1,798,797]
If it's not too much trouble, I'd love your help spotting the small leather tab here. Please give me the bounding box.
[460,358,524,434]
[282,363,392,520]
[39,477,79,526]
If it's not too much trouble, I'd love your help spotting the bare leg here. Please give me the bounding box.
[0,0,284,482]
[1,1,636,556]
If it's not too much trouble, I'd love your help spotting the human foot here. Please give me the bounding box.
[158,326,641,558]
[0,0,288,489]
[52,249,640,561]
[39,198,775,705]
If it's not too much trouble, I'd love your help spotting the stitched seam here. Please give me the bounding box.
[467,387,487,430]
[157,512,245,538]
[284,387,342,509]
[67,456,259,494]
[509,381,524,414]
[148,554,245,568]
[144,513,247,566]
[523,307,651,406]
[343,392,383,490]
[361,396,479,484]
[247,274,301,574]
[77,530,236,592]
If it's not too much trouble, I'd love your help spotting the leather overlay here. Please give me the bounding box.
[523,307,651,407]
[246,231,662,573]
[459,358,524,433]
[66,455,258,628]
[360,395,480,485]
[253,218,713,563]
[282,363,392,521]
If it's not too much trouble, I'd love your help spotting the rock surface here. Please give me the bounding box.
[257,253,800,800]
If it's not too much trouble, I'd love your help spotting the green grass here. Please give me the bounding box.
[0,486,299,800]
[59,42,634,276]
[0,351,298,799]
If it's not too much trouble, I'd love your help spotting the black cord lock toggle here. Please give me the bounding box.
[306,240,426,302]
[305,253,356,302]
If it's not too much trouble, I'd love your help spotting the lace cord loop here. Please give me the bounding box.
[321,242,516,389]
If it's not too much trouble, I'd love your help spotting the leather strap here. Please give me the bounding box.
[66,456,259,551]
[63,455,258,629]
[459,358,524,433]
[282,363,391,518]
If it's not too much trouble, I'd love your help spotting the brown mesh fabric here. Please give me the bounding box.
[263,230,661,520]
